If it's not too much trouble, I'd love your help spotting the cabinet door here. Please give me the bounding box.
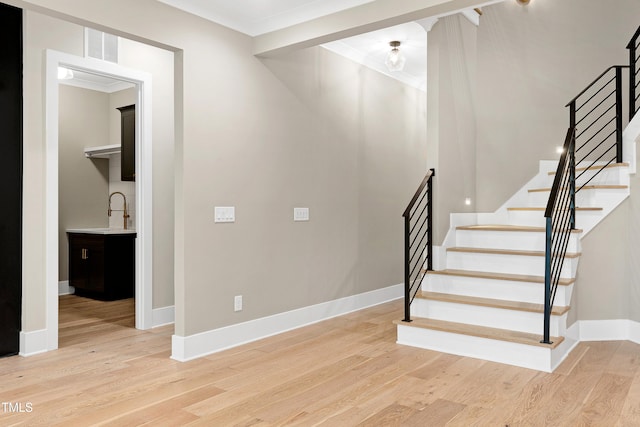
[68,235,105,293]
[118,105,135,181]
[85,243,105,293]
[68,236,89,290]
[0,4,22,358]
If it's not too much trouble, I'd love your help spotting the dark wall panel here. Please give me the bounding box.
[0,2,23,358]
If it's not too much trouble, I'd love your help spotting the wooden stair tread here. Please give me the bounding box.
[507,206,603,211]
[394,317,564,349]
[447,246,581,258]
[456,224,582,233]
[418,291,570,315]
[547,162,629,175]
[529,185,628,193]
[427,269,575,286]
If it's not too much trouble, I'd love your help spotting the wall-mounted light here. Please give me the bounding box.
[57,66,74,80]
[465,198,472,206]
[516,0,530,5]
[385,41,406,72]
[556,146,565,154]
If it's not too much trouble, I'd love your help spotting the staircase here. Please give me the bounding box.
[395,24,640,372]
[395,161,631,372]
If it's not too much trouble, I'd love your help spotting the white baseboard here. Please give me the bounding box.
[570,319,640,345]
[153,305,175,328]
[171,284,403,362]
[58,281,75,296]
[19,329,48,357]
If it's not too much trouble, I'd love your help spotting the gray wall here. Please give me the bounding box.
[27,0,640,340]
[571,157,640,324]
[427,0,640,324]
[58,85,110,281]
[428,14,478,244]
[475,0,640,212]
[24,10,175,330]
[19,0,427,338]
[475,0,640,325]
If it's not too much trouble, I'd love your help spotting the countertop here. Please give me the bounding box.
[66,228,137,235]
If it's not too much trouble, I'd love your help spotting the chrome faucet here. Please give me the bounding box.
[108,191,129,230]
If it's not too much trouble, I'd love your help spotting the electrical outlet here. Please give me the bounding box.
[294,207,309,222]
[234,295,242,312]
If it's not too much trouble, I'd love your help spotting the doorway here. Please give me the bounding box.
[44,50,153,351]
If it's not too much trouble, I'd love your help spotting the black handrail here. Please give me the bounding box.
[542,128,575,344]
[542,26,640,343]
[402,168,434,323]
[566,66,627,182]
[565,66,628,108]
[627,26,640,120]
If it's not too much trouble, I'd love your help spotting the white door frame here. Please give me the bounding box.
[44,49,153,351]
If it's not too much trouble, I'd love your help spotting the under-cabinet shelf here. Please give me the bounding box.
[84,144,121,158]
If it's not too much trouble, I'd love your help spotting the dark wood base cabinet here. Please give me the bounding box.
[68,233,136,301]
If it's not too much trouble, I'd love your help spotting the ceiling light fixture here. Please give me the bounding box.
[385,41,406,72]
[57,66,74,80]
[516,0,530,5]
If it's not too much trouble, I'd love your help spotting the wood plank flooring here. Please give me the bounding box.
[0,295,639,425]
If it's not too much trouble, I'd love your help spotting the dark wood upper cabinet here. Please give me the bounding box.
[118,104,135,181]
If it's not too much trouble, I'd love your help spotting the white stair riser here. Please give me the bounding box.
[446,251,577,278]
[455,229,580,253]
[424,274,573,306]
[528,188,629,207]
[546,167,629,187]
[411,299,566,336]
[507,209,603,228]
[397,324,558,372]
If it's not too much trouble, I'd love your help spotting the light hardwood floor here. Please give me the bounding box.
[1,295,639,426]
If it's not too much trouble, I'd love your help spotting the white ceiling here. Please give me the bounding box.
[323,20,433,91]
[155,0,445,90]
[156,0,377,37]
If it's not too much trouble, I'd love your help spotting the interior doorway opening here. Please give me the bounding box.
[44,50,153,352]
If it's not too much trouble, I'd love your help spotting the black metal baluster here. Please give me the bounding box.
[402,169,435,323]
[616,66,624,163]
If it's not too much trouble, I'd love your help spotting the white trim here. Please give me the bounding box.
[631,321,640,344]
[171,284,403,362]
[397,323,556,372]
[58,281,75,296]
[460,9,480,27]
[623,108,640,174]
[576,319,640,343]
[40,50,153,356]
[59,78,134,94]
[152,306,175,328]
[19,329,48,357]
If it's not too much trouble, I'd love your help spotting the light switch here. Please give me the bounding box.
[215,206,235,223]
[294,207,309,222]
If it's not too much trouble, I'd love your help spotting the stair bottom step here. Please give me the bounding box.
[394,317,563,349]
[395,318,570,372]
